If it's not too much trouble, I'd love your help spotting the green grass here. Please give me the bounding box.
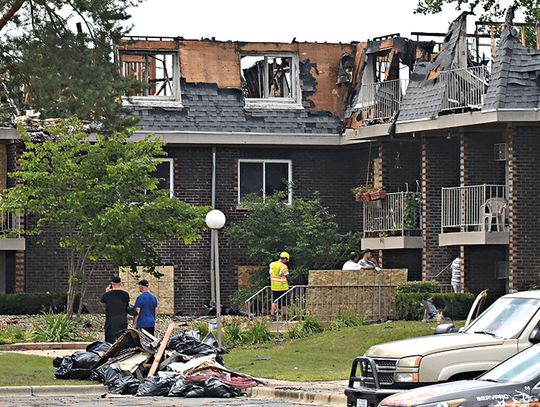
[0,353,96,386]
[224,321,438,381]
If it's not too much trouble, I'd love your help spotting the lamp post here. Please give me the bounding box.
[205,209,226,347]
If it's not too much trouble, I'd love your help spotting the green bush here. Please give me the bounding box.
[0,325,29,344]
[397,281,440,294]
[190,320,210,339]
[395,292,475,320]
[230,288,256,310]
[0,292,79,315]
[285,322,306,340]
[245,318,274,345]
[331,308,364,330]
[32,312,77,342]
[301,315,325,334]
[223,317,247,346]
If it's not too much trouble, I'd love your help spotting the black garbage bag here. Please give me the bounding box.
[136,376,176,396]
[71,351,101,369]
[54,357,92,380]
[167,377,242,398]
[167,332,228,364]
[90,363,123,385]
[86,341,111,354]
[108,375,140,395]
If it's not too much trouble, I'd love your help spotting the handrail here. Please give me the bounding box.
[272,285,307,303]
[244,285,270,304]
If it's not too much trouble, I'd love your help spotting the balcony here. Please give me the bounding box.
[355,79,408,122]
[439,184,508,246]
[0,212,24,250]
[439,65,489,112]
[361,192,422,250]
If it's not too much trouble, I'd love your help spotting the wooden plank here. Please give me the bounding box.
[147,322,175,377]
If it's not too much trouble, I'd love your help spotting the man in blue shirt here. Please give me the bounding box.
[132,279,158,336]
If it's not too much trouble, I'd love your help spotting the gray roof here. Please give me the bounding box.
[482,25,540,111]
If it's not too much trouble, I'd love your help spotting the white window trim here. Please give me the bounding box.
[241,53,303,110]
[120,51,183,108]
[237,159,292,205]
[160,158,174,198]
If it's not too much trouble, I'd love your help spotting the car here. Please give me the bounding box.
[345,290,540,407]
[379,342,540,406]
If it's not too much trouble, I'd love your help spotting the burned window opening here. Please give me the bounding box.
[119,50,181,104]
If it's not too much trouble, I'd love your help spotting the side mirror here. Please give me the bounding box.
[529,327,540,344]
[434,323,458,335]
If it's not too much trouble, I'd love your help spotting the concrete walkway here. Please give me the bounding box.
[0,343,348,406]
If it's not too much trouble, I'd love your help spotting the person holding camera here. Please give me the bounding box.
[100,275,130,344]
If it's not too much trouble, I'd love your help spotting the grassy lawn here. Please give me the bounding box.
[224,321,439,381]
[0,353,96,386]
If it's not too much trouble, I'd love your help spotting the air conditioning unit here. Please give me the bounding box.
[494,143,507,161]
[495,261,509,279]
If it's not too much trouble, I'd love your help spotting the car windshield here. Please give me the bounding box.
[463,297,540,339]
[480,345,540,384]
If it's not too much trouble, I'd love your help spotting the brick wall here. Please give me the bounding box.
[381,139,422,192]
[462,132,506,185]
[24,145,366,315]
[421,136,460,281]
[381,249,422,281]
[464,246,506,301]
[508,126,540,291]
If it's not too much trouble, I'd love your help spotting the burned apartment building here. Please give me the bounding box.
[0,10,539,312]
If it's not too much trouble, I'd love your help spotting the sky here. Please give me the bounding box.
[126,0,491,43]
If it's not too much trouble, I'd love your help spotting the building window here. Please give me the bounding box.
[240,54,301,109]
[238,160,292,204]
[119,50,182,107]
[151,158,174,198]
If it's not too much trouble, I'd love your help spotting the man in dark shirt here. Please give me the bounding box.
[100,275,130,344]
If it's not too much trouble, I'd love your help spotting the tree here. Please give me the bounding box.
[415,0,539,24]
[1,118,210,317]
[0,0,144,130]
[226,193,361,287]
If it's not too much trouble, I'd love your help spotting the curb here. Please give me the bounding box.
[0,342,91,351]
[0,385,105,397]
[247,386,347,406]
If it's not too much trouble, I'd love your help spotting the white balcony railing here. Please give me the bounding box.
[440,65,489,112]
[441,184,507,233]
[0,212,21,237]
[355,79,409,120]
[363,192,421,237]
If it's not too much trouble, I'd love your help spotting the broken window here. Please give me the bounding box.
[119,51,181,106]
[148,158,174,198]
[241,55,300,107]
[238,160,292,204]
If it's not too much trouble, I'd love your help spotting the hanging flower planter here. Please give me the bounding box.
[369,190,387,201]
[356,193,371,202]
[352,185,374,202]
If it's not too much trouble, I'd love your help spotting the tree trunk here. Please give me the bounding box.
[66,275,77,319]
[0,0,26,32]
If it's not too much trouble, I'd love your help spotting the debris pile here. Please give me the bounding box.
[53,326,263,398]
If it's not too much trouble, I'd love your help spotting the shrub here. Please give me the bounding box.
[397,281,440,294]
[245,318,274,345]
[395,292,475,320]
[230,288,256,310]
[285,322,306,340]
[0,292,79,315]
[190,320,210,339]
[32,311,77,342]
[0,325,29,344]
[223,317,246,346]
[301,315,325,335]
[331,308,364,330]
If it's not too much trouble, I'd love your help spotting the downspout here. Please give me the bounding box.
[210,146,216,301]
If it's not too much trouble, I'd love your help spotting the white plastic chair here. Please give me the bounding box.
[481,197,507,232]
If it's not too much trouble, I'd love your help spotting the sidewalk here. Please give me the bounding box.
[0,344,348,406]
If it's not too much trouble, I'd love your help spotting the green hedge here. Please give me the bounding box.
[0,292,78,315]
[397,281,441,294]
[395,292,475,320]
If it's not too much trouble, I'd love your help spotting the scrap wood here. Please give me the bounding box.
[148,322,175,377]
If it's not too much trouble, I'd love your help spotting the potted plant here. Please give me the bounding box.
[351,185,374,202]
[369,187,387,201]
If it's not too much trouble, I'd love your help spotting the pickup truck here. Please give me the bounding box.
[345,290,540,407]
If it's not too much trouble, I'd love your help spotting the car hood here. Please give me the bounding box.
[366,333,504,358]
[380,380,529,406]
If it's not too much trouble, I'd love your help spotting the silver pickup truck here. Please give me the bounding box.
[345,290,540,407]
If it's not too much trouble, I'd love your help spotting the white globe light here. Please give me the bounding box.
[205,209,226,229]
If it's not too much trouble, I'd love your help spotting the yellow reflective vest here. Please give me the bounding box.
[269,261,289,291]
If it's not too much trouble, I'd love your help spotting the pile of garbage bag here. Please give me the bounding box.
[53,328,264,398]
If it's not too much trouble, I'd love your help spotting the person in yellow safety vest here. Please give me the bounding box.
[269,251,290,320]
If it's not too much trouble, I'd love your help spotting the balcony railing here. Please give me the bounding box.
[0,212,21,237]
[440,65,489,112]
[355,79,409,120]
[441,184,507,233]
[363,192,421,237]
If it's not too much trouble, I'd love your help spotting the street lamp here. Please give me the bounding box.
[205,209,226,347]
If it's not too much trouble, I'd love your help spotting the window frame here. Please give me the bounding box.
[237,159,292,205]
[153,158,174,198]
[119,50,182,108]
[240,53,302,110]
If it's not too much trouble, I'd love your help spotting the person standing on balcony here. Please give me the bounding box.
[451,257,461,293]
[342,251,361,270]
[269,251,290,320]
[359,249,382,272]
